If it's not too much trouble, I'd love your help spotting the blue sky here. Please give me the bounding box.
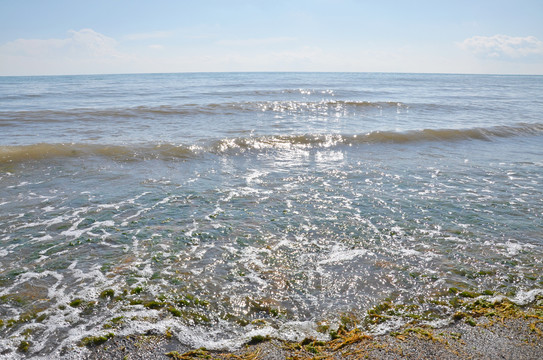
[1,0,542,75]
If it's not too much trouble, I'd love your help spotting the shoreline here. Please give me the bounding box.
[73,297,542,359]
[78,317,542,360]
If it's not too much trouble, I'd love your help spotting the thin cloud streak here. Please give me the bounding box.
[123,30,176,41]
[217,37,297,47]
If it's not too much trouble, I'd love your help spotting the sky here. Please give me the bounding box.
[1,0,543,76]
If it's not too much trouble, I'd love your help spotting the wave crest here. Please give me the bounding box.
[1,101,407,122]
[1,123,541,163]
[0,143,200,163]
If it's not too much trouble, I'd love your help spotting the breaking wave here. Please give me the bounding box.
[1,123,541,163]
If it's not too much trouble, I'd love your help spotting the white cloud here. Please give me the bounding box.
[459,34,543,59]
[2,29,120,58]
[123,31,174,41]
[2,28,541,76]
[0,29,127,75]
[217,37,296,47]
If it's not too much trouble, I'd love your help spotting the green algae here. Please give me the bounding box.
[144,300,167,310]
[465,316,477,326]
[36,313,48,322]
[247,298,282,318]
[221,312,250,326]
[179,294,210,307]
[136,293,211,320]
[187,312,210,324]
[168,307,182,317]
[18,340,30,353]
[164,351,183,359]
[99,289,115,299]
[329,329,340,340]
[294,338,327,354]
[19,311,39,323]
[69,298,83,307]
[459,290,479,298]
[103,316,125,329]
[0,293,29,306]
[166,348,211,359]
[80,332,114,347]
[248,334,270,345]
[316,324,330,333]
[365,301,424,325]
[399,326,446,343]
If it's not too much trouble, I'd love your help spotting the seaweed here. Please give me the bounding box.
[143,300,167,309]
[69,299,83,308]
[18,340,30,353]
[248,334,270,345]
[80,332,114,347]
[99,289,115,299]
[166,348,211,359]
[168,307,182,317]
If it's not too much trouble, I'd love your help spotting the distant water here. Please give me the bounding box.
[1,73,542,357]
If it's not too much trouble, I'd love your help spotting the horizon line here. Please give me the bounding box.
[2,70,543,78]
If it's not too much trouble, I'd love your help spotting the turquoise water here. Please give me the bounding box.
[0,73,542,357]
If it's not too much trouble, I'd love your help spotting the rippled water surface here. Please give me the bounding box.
[0,73,542,357]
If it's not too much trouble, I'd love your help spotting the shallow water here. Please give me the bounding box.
[0,73,542,357]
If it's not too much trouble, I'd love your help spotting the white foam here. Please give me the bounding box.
[17,270,63,282]
[17,214,68,230]
[35,234,53,241]
[276,321,328,342]
[318,247,371,265]
[0,270,64,299]
[422,318,453,329]
[245,169,268,184]
[488,240,536,257]
[398,248,421,256]
[61,220,115,238]
[511,289,543,305]
[6,181,30,189]
[484,288,543,306]
[138,263,154,277]
[369,318,405,335]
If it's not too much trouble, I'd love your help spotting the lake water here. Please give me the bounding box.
[0,72,542,357]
